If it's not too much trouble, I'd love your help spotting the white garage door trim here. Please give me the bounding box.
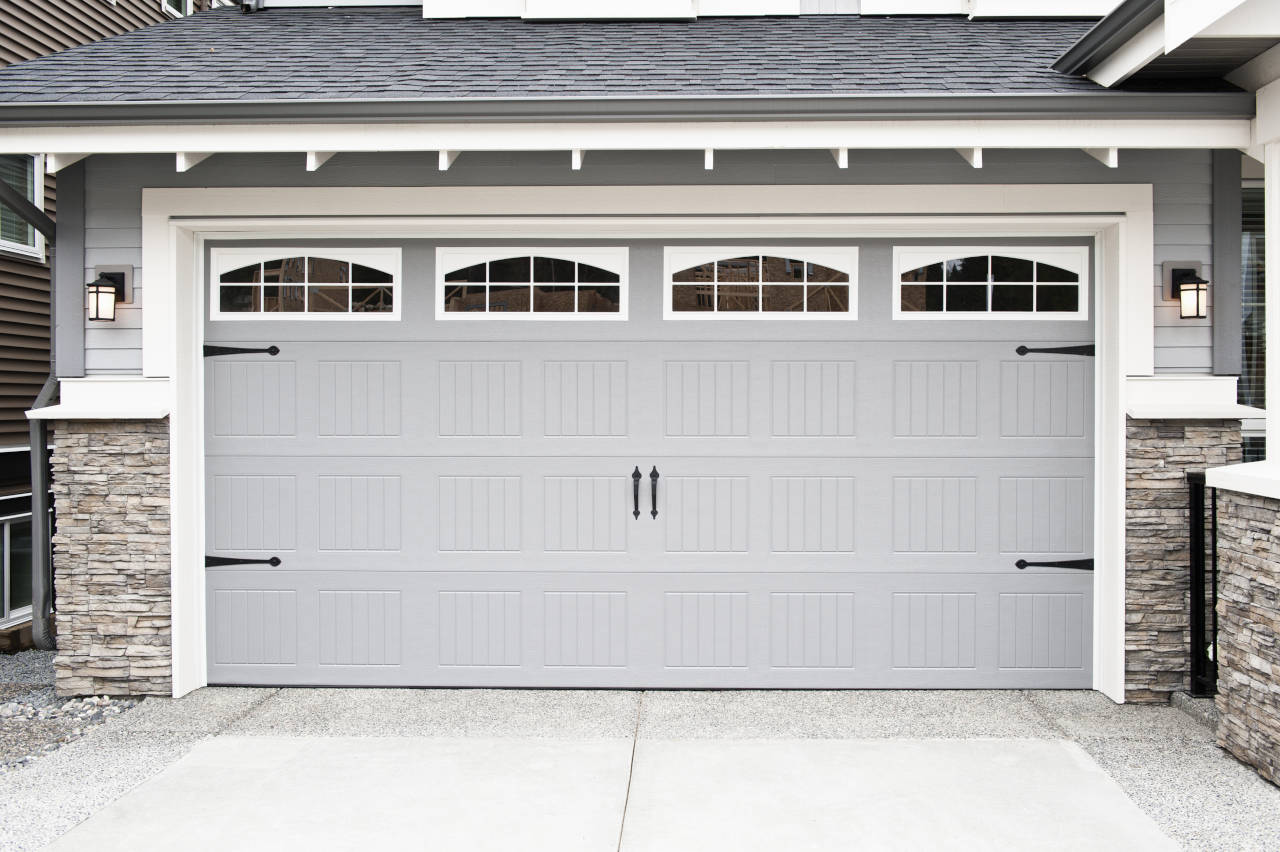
[141,182,1145,699]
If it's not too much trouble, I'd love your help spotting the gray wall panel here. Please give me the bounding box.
[84,148,1218,375]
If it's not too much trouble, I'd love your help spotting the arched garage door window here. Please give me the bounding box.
[663,247,858,320]
[436,247,628,319]
[894,246,1089,320]
[211,247,401,320]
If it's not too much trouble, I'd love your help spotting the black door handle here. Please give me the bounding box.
[632,466,641,520]
[205,555,282,568]
[1015,558,1094,571]
[650,466,659,519]
[1015,344,1095,357]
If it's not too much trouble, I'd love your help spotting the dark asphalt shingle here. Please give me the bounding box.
[0,7,1112,104]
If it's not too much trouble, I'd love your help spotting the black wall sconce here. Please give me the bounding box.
[86,273,122,322]
[1176,272,1209,319]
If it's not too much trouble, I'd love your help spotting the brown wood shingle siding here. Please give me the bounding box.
[0,1,169,66]
[0,0,203,445]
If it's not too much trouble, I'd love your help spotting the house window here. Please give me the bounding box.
[1241,186,1265,411]
[436,248,628,319]
[0,513,34,630]
[210,248,400,320]
[162,0,192,16]
[664,247,858,319]
[893,247,1088,320]
[0,154,43,258]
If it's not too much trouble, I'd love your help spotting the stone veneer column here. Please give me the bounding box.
[1125,418,1241,703]
[50,419,171,697]
[1215,490,1280,785]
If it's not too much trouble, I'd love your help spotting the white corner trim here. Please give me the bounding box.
[25,377,171,420]
[1207,460,1280,501]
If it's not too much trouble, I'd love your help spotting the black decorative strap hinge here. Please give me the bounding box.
[1015,344,1095,357]
[203,345,280,358]
[1015,558,1094,572]
[205,555,282,568]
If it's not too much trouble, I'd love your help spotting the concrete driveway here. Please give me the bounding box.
[3,689,1279,851]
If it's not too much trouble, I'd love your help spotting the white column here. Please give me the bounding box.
[1268,141,1280,453]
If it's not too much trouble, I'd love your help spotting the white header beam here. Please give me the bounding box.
[0,118,1251,158]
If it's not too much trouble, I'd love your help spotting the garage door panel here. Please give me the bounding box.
[205,569,1090,687]
[206,241,1093,689]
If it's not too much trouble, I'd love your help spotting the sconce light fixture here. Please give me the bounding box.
[1177,272,1209,320]
[86,274,120,322]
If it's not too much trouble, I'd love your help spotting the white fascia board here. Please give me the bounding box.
[1164,0,1249,52]
[969,0,1119,16]
[1194,0,1280,40]
[861,0,966,12]
[1255,79,1280,146]
[1227,42,1280,93]
[0,118,1252,157]
[525,0,695,18]
[421,0,520,15]
[1087,19,1165,88]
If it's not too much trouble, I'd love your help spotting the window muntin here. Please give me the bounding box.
[436,248,628,320]
[893,247,1088,320]
[210,247,400,320]
[0,154,42,258]
[665,247,857,320]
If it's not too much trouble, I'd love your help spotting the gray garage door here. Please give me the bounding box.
[204,241,1094,688]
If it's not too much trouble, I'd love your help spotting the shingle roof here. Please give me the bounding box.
[0,7,1114,105]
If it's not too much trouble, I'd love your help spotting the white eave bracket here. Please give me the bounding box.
[176,152,212,173]
[1085,147,1119,168]
[438,150,459,171]
[306,151,335,172]
[571,148,585,170]
[956,147,983,168]
[830,147,848,169]
[45,152,89,174]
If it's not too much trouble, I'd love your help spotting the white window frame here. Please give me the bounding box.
[892,245,1090,321]
[162,0,193,17]
[435,246,629,321]
[209,246,402,321]
[0,154,44,260]
[663,246,859,321]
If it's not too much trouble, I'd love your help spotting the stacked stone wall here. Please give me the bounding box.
[1215,490,1280,786]
[50,419,171,696]
[1125,418,1240,703]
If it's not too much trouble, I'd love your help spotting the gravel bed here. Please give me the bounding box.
[0,650,139,772]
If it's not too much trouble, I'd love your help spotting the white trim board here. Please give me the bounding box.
[6,118,1253,159]
[136,183,1148,702]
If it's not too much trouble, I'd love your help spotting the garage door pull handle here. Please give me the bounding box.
[1015,558,1094,571]
[203,345,281,358]
[205,555,283,568]
[650,466,660,519]
[632,466,642,519]
[1014,344,1094,357]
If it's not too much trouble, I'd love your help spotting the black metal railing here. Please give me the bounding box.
[1187,471,1218,697]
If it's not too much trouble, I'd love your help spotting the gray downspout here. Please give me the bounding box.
[0,176,58,650]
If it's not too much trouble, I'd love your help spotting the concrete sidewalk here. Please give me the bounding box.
[2,689,1279,851]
